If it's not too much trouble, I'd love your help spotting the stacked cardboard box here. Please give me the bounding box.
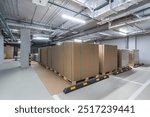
[118,49,129,68]
[4,45,14,59]
[129,49,139,66]
[63,42,99,82]
[38,48,41,63]
[47,47,52,69]
[51,45,64,75]
[40,47,48,67]
[99,45,117,74]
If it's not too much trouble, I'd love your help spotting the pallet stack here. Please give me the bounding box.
[39,47,48,67]
[63,42,99,83]
[118,49,129,68]
[98,45,118,74]
[129,49,139,67]
[39,44,135,82]
[4,45,14,59]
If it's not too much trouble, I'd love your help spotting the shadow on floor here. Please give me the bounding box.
[115,70,137,78]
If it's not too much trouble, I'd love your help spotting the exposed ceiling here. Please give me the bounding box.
[0,0,150,46]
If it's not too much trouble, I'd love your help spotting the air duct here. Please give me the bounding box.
[7,22,54,33]
[94,0,143,20]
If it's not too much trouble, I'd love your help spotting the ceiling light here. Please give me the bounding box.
[11,29,19,32]
[33,37,49,40]
[62,14,86,24]
[119,32,127,36]
[18,40,21,43]
[32,0,48,6]
[119,28,128,33]
[99,32,112,36]
[74,39,82,43]
[56,42,63,45]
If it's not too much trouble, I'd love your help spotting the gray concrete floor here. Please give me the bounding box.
[0,60,150,100]
[0,60,53,100]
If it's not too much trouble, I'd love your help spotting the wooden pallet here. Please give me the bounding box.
[63,75,100,85]
[100,69,117,75]
[112,66,132,75]
[133,63,144,68]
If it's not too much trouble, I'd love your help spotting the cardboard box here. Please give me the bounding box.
[129,49,139,66]
[118,49,129,68]
[38,48,41,63]
[47,46,52,69]
[51,45,64,75]
[63,42,99,82]
[4,45,14,59]
[40,47,48,67]
[99,45,117,73]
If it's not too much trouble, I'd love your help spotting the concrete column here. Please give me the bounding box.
[125,36,129,49]
[0,34,4,64]
[20,29,31,68]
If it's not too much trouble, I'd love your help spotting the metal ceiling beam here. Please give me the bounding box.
[7,22,54,32]
[6,18,73,31]
[48,0,99,22]
[109,15,150,29]
[54,23,108,42]
[0,13,16,40]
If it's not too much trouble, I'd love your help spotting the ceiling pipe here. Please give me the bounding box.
[0,13,16,41]
[109,15,150,29]
[7,22,54,32]
[135,7,150,17]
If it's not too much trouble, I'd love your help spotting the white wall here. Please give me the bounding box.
[129,37,136,50]
[101,38,126,49]
[137,35,150,65]
[0,34,4,64]
[101,34,150,65]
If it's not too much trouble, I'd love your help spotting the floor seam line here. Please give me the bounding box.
[128,79,150,100]
[112,77,143,86]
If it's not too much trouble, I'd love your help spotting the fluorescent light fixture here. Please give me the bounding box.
[62,14,86,24]
[32,0,48,6]
[72,31,78,34]
[99,32,112,36]
[119,28,128,33]
[119,32,127,36]
[74,39,82,43]
[18,40,21,43]
[33,36,49,40]
[56,42,63,45]
[11,29,19,32]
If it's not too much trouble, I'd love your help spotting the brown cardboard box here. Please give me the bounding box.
[129,49,139,66]
[118,49,129,68]
[38,48,41,63]
[51,45,64,75]
[47,46,52,69]
[63,42,99,82]
[4,45,14,59]
[99,45,117,73]
[40,47,48,67]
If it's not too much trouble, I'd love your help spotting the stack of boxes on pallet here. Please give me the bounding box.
[129,49,139,67]
[38,43,140,83]
[4,45,14,59]
[118,49,129,68]
[99,45,117,74]
[39,47,48,68]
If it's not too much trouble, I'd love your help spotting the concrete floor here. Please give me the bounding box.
[0,60,150,100]
[0,60,53,100]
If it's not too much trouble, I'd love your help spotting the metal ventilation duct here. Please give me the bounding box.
[95,0,143,20]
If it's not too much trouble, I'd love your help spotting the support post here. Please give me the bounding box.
[20,29,31,68]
